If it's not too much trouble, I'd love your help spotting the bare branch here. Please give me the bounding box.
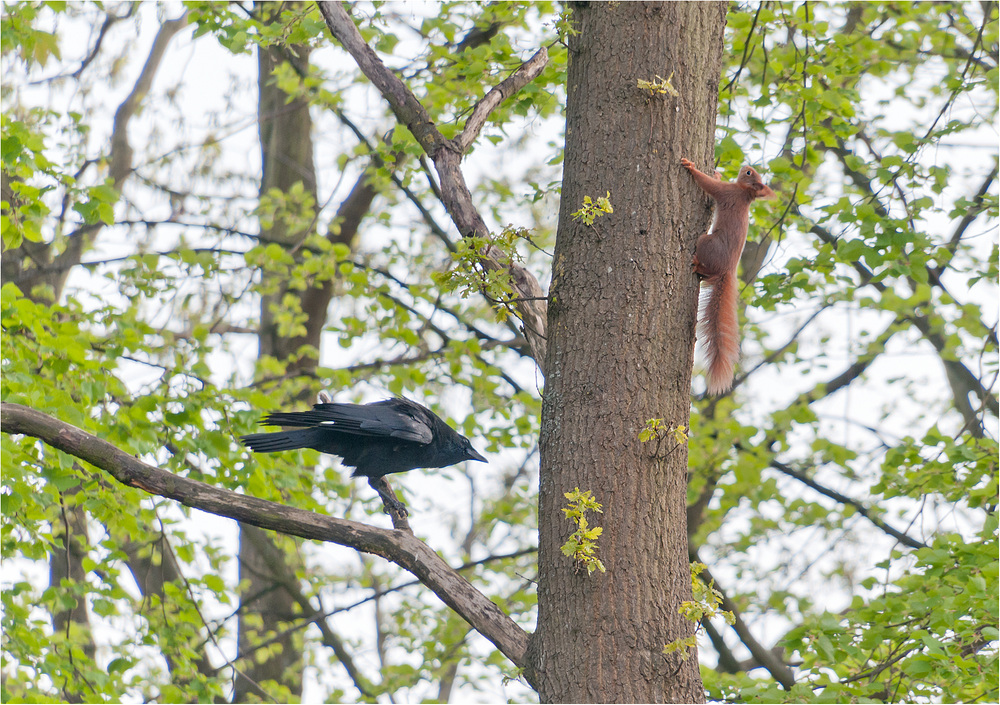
[940,165,998,261]
[453,47,549,154]
[73,6,137,80]
[27,4,139,85]
[767,459,929,551]
[0,403,531,673]
[109,11,191,185]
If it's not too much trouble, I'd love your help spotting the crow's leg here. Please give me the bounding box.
[369,476,409,517]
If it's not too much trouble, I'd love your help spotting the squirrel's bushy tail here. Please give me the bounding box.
[697,270,740,395]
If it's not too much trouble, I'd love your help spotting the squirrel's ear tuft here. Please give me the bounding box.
[756,183,777,200]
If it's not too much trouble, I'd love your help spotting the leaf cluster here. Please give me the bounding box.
[560,487,606,575]
[569,191,613,226]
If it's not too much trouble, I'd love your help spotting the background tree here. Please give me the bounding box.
[2,2,996,704]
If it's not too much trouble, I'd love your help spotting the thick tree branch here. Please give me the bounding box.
[108,12,192,185]
[263,35,462,259]
[703,619,742,673]
[0,403,531,675]
[316,1,549,369]
[316,2,444,155]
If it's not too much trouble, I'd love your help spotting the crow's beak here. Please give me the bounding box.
[468,447,487,463]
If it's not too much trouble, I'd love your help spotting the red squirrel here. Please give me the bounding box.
[680,158,775,395]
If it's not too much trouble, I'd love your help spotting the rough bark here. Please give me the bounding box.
[529,3,726,702]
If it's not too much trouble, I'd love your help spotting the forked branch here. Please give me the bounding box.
[315,1,549,368]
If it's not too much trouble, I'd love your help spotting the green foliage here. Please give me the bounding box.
[778,525,999,703]
[696,3,997,702]
[1,279,239,702]
[639,418,688,445]
[570,192,613,226]
[560,488,606,575]
[434,225,537,323]
[1,0,996,702]
[637,72,678,98]
[0,1,65,67]
[1,2,556,700]
[665,562,735,662]
[682,563,734,627]
[71,181,118,226]
[2,114,56,249]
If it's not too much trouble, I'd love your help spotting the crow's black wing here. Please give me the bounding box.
[261,399,434,444]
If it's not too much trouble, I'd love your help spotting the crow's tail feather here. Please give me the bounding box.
[258,410,329,428]
[240,428,327,453]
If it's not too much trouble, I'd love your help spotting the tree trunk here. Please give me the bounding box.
[529,2,726,702]
[49,486,96,704]
[121,534,220,692]
[255,25,320,371]
[234,10,317,700]
[26,17,189,696]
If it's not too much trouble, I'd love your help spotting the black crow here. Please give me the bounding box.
[240,397,486,514]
